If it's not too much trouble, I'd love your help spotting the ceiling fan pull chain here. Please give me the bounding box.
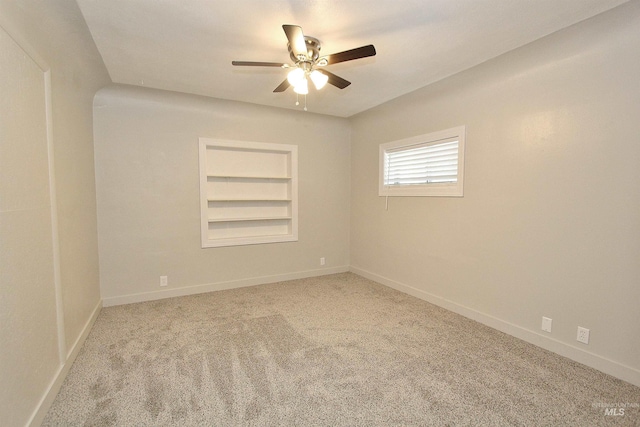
[304,94,307,111]
[296,92,300,106]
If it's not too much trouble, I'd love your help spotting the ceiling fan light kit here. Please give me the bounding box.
[293,77,308,95]
[232,24,376,110]
[310,70,328,90]
[287,69,327,94]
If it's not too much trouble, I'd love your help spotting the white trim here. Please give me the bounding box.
[102,266,350,307]
[43,69,67,364]
[27,300,102,427]
[350,265,640,388]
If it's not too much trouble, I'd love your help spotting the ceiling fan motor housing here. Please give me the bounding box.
[289,36,321,64]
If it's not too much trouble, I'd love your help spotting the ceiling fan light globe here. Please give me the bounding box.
[293,78,309,95]
[310,70,329,90]
[287,68,305,86]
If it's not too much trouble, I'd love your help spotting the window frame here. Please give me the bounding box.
[379,126,466,197]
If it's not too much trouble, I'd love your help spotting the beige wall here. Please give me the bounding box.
[350,2,640,384]
[94,86,351,304]
[0,24,58,427]
[0,0,110,425]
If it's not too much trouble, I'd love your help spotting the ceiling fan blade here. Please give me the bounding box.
[232,61,287,67]
[317,70,351,89]
[283,25,307,60]
[321,44,376,65]
[273,79,291,93]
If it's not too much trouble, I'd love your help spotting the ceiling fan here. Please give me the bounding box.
[232,25,376,105]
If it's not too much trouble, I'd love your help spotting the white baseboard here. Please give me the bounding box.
[28,299,102,427]
[102,266,350,307]
[350,265,640,388]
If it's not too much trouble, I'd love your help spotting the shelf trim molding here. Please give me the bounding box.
[208,216,292,223]
[207,175,292,180]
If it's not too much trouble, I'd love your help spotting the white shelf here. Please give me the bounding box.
[207,198,291,202]
[199,138,298,248]
[208,216,292,223]
[207,175,291,180]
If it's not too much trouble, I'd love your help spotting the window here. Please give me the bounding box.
[379,126,465,197]
[199,138,298,248]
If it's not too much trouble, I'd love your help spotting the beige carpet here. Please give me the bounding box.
[43,273,639,426]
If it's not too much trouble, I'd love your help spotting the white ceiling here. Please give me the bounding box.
[76,0,627,117]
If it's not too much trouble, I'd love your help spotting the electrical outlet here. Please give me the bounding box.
[541,317,552,333]
[160,276,168,287]
[577,326,590,344]
[320,257,326,266]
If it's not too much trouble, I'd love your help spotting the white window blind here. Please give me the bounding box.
[384,139,459,186]
[379,126,465,197]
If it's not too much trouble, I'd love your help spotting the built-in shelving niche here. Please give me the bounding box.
[199,138,298,248]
